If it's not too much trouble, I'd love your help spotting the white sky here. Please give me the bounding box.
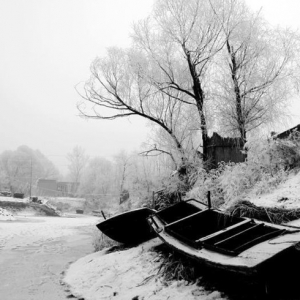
[0,0,300,175]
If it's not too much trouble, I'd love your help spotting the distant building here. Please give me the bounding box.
[57,181,79,196]
[36,179,58,196]
[36,179,79,197]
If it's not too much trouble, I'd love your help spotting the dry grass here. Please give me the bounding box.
[227,200,300,224]
[92,228,120,252]
[153,244,271,299]
[153,244,201,282]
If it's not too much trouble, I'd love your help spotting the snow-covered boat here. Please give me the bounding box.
[148,201,300,277]
[96,207,157,245]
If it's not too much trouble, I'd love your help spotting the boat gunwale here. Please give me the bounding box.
[98,207,156,224]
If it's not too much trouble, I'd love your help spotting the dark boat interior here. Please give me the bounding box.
[155,199,203,225]
[159,208,286,255]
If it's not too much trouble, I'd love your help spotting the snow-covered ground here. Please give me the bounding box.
[63,171,300,300]
[64,238,225,300]
[0,207,15,220]
[248,171,300,209]
[1,171,300,299]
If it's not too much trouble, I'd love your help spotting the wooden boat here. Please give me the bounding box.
[96,199,204,245]
[96,207,157,245]
[148,201,300,277]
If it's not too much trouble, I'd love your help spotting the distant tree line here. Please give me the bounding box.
[0,145,61,195]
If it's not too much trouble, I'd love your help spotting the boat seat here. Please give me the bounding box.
[165,210,206,228]
[164,209,246,248]
[201,221,286,256]
[195,219,253,245]
[156,201,202,225]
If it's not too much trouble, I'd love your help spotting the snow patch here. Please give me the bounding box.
[247,171,300,209]
[0,207,15,221]
[64,238,226,300]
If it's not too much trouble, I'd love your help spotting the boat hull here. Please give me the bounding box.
[96,207,156,245]
[148,205,300,276]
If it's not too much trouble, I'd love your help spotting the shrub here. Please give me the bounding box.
[187,134,300,207]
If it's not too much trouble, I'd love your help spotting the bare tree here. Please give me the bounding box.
[212,0,300,144]
[78,0,300,177]
[113,151,132,204]
[132,0,226,161]
[78,47,194,171]
[67,146,89,185]
[77,0,228,172]
[78,157,114,197]
[0,151,26,194]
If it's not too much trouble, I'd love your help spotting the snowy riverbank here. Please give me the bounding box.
[63,171,300,300]
[64,238,225,300]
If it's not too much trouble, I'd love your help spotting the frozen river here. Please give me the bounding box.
[0,214,99,300]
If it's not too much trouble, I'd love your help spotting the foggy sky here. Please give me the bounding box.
[0,0,299,175]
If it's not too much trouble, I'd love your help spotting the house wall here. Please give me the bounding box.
[36,179,58,196]
[207,132,246,168]
[207,146,246,167]
[36,179,80,197]
[57,182,79,197]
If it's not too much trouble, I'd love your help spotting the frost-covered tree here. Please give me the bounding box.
[0,146,61,194]
[79,47,196,172]
[78,0,300,179]
[78,157,114,197]
[78,0,227,171]
[212,0,300,144]
[132,0,226,161]
[67,146,89,184]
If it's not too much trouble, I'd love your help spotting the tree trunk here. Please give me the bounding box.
[227,40,247,147]
[186,51,209,163]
